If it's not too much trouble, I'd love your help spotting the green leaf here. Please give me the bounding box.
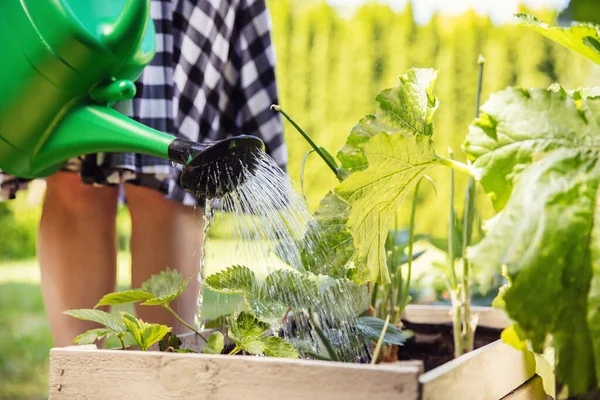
[260,336,300,358]
[204,265,256,295]
[206,331,225,355]
[337,68,439,172]
[95,289,154,308]
[464,87,600,211]
[516,13,600,66]
[140,268,188,306]
[467,149,600,393]
[336,133,439,284]
[588,186,600,385]
[548,83,600,102]
[227,312,270,345]
[238,337,266,355]
[120,311,171,351]
[305,192,358,279]
[225,312,298,357]
[356,316,405,345]
[245,295,287,322]
[142,283,188,306]
[73,328,112,345]
[334,68,441,285]
[274,192,357,281]
[320,278,370,318]
[263,269,318,310]
[500,325,528,352]
[64,309,125,333]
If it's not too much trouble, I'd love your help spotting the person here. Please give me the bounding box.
[0,0,286,347]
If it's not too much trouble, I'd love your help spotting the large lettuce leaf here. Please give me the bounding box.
[335,68,440,284]
[517,13,600,66]
[464,87,600,210]
[589,188,600,385]
[337,68,439,172]
[336,132,438,284]
[465,87,600,394]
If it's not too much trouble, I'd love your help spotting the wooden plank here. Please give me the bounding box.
[419,341,537,400]
[501,376,552,400]
[49,347,421,400]
[403,305,509,330]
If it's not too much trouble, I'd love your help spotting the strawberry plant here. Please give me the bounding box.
[204,265,404,362]
[65,269,300,358]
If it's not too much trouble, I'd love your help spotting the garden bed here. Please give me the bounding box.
[48,305,547,399]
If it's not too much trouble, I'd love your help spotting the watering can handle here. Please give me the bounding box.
[102,0,151,59]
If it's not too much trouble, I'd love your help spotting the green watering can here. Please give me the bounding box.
[0,0,264,198]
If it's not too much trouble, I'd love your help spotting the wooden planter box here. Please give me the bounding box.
[48,306,550,399]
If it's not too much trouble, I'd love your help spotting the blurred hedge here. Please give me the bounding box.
[268,1,599,234]
[2,3,599,261]
[0,198,39,262]
[0,192,131,262]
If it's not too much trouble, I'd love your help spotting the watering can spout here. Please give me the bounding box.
[103,0,151,59]
[33,105,265,198]
[0,0,264,199]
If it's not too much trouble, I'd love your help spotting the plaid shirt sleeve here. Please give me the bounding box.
[222,0,287,171]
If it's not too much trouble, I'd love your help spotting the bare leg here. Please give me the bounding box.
[124,183,203,334]
[38,172,119,347]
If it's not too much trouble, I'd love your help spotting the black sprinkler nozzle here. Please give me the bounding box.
[168,135,265,199]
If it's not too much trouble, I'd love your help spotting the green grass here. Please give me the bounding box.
[0,282,51,400]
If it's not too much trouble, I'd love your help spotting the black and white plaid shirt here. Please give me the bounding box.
[110,0,286,205]
[0,0,286,204]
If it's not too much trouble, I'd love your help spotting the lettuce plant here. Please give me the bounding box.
[459,14,600,397]
[272,65,483,362]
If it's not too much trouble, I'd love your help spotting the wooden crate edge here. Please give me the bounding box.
[419,340,538,400]
[49,348,422,400]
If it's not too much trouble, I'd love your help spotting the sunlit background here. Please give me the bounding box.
[2,0,599,398]
[327,0,570,24]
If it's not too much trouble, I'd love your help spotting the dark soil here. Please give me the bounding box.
[217,320,501,371]
[396,320,501,372]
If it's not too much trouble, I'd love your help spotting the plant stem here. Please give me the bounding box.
[229,346,242,356]
[371,282,379,309]
[461,55,486,353]
[474,55,486,119]
[272,105,340,179]
[308,309,339,362]
[447,150,458,290]
[371,314,391,365]
[461,178,476,354]
[451,289,464,358]
[281,307,292,324]
[163,305,208,343]
[403,179,421,309]
[306,351,332,361]
[447,149,463,358]
[118,334,126,350]
[392,267,403,324]
[437,158,473,177]
[379,290,389,320]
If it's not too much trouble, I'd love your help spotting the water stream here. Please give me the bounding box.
[193,151,370,362]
